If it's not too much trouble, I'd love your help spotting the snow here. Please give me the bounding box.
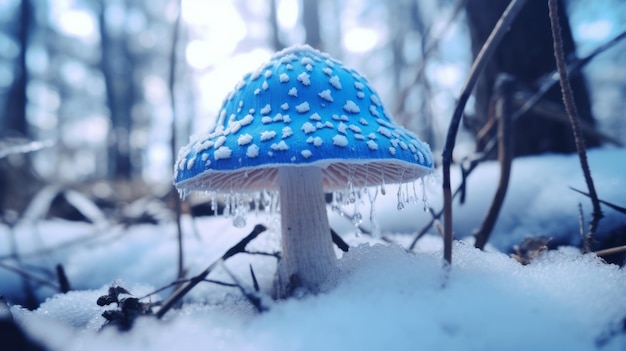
[237,134,253,146]
[343,100,360,113]
[295,102,310,113]
[213,146,232,160]
[260,131,276,141]
[329,75,342,89]
[332,134,349,147]
[279,73,290,83]
[2,148,626,350]
[297,72,311,86]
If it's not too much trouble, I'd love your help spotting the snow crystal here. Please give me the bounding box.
[329,75,342,89]
[286,63,293,70]
[325,59,335,67]
[214,146,232,160]
[281,103,289,110]
[318,89,333,102]
[260,130,277,141]
[301,57,314,66]
[301,149,312,158]
[390,139,399,148]
[246,144,259,158]
[358,118,368,126]
[343,100,360,114]
[295,102,310,113]
[283,115,292,123]
[273,113,284,122]
[340,115,349,121]
[310,136,323,146]
[332,114,340,121]
[305,64,313,71]
[322,67,333,76]
[254,88,261,95]
[288,87,298,96]
[366,140,378,150]
[261,117,272,124]
[354,134,365,140]
[354,81,364,90]
[262,81,269,90]
[368,133,377,140]
[282,126,293,138]
[337,122,347,134]
[297,72,311,86]
[260,104,272,115]
[332,134,348,147]
[237,134,253,146]
[186,156,195,170]
[201,153,209,161]
[399,141,408,150]
[369,106,380,117]
[301,122,316,134]
[279,73,290,83]
[194,140,214,152]
[249,108,255,114]
[310,113,322,121]
[270,140,289,151]
[264,70,273,79]
[388,146,396,155]
[324,121,333,128]
[356,92,365,99]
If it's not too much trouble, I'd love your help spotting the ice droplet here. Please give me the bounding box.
[396,186,404,210]
[233,215,246,228]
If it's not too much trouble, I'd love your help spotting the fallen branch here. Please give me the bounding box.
[156,224,267,319]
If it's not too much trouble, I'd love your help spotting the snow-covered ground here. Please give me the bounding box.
[1,147,625,350]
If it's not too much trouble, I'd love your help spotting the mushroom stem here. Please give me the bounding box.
[274,166,337,298]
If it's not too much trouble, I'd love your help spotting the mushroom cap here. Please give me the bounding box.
[175,45,434,192]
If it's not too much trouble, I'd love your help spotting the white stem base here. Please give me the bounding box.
[274,166,337,298]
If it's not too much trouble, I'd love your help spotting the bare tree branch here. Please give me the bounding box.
[548,0,603,253]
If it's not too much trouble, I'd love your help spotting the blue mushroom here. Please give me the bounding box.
[174,45,434,298]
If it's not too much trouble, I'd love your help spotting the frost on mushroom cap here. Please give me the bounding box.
[174,45,434,193]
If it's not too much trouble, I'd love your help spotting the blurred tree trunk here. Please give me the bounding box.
[1,0,31,136]
[98,1,133,180]
[464,0,600,156]
[302,0,321,49]
[269,0,285,51]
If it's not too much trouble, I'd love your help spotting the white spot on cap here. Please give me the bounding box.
[366,140,378,150]
[265,70,273,79]
[201,153,209,161]
[260,130,277,141]
[246,144,259,158]
[329,75,342,89]
[282,126,293,138]
[286,63,293,70]
[238,133,253,146]
[281,103,289,110]
[291,156,296,162]
[310,112,321,121]
[301,150,312,158]
[273,113,284,122]
[332,135,348,147]
[343,100,360,113]
[214,146,232,160]
[324,121,334,128]
[399,141,408,150]
[302,122,316,134]
[325,59,335,67]
[240,114,254,126]
[194,140,214,152]
[340,115,349,121]
[332,114,340,121]
[337,122,347,134]
[356,92,365,99]
[305,64,313,71]
[288,87,298,96]
[349,124,362,133]
[297,72,311,86]
[368,133,377,140]
[378,127,392,138]
[295,102,310,113]
[283,115,292,123]
[205,159,211,167]
[254,88,261,95]
[354,81,364,90]
[318,89,333,102]
[369,105,380,117]
[214,136,226,149]
[370,94,382,106]
[358,118,368,126]
[262,81,269,90]
[186,157,195,170]
[322,67,333,76]
[271,140,289,151]
[301,57,314,66]
[261,104,272,115]
[354,134,365,140]
[388,146,396,155]
[262,116,272,124]
[279,73,290,83]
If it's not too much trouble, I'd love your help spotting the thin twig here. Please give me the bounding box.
[0,261,60,291]
[594,245,626,258]
[473,75,515,249]
[570,187,626,215]
[156,224,267,319]
[441,0,528,264]
[168,0,185,279]
[548,0,603,253]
